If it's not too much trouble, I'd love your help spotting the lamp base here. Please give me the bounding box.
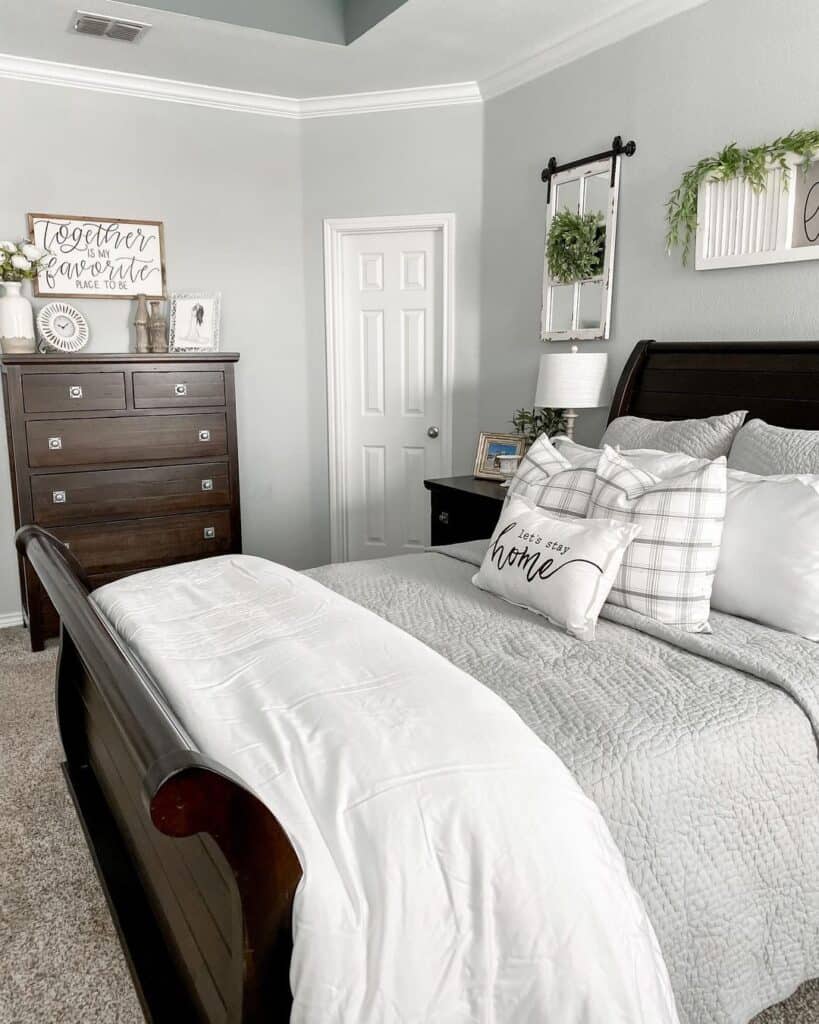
[564,409,578,441]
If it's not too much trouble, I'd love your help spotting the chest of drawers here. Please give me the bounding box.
[2,353,241,650]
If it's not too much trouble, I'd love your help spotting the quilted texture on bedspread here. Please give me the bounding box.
[306,550,819,1024]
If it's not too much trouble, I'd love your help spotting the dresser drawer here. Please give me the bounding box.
[52,510,233,576]
[133,371,226,409]
[27,413,227,467]
[32,463,231,525]
[22,372,126,413]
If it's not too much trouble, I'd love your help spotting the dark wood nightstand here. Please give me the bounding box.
[424,476,505,546]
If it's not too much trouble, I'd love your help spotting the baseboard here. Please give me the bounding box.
[0,611,24,629]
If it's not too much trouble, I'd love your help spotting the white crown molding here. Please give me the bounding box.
[0,0,705,117]
[480,0,710,100]
[299,82,481,118]
[0,53,303,117]
[0,52,480,118]
[0,611,24,630]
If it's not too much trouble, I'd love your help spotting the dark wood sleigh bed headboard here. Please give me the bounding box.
[610,340,819,430]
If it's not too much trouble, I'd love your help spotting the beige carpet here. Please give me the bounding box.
[0,625,817,1023]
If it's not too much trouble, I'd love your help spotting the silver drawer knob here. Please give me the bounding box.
[438,511,449,524]
[48,436,62,450]
[203,526,216,539]
[69,385,83,399]
[52,490,67,504]
[201,478,213,491]
[174,383,188,396]
[198,429,211,442]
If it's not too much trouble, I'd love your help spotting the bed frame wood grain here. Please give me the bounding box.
[20,339,819,1022]
[18,525,301,1023]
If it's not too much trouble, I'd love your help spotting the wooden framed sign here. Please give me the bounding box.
[27,213,166,299]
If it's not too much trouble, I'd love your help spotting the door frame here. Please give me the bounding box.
[323,213,456,563]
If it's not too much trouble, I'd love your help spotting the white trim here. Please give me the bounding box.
[0,611,24,630]
[299,82,480,118]
[0,53,302,117]
[480,0,709,99]
[324,214,456,563]
[0,0,703,116]
[0,53,479,118]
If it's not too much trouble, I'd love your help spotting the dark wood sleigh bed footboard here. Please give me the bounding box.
[17,525,302,1023]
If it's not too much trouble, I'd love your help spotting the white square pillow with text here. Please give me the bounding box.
[472,495,640,641]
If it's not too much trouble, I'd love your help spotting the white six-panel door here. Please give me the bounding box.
[325,217,453,562]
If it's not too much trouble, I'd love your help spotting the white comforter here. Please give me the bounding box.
[92,554,679,1023]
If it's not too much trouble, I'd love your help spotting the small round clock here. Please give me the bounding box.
[36,302,90,353]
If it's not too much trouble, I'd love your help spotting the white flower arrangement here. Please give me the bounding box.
[0,240,49,283]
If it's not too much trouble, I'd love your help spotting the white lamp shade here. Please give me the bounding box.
[534,351,609,409]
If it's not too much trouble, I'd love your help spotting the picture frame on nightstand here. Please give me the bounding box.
[473,432,525,481]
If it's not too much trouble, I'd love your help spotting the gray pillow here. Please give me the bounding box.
[728,418,819,475]
[601,410,747,459]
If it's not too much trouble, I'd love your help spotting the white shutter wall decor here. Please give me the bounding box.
[696,155,819,269]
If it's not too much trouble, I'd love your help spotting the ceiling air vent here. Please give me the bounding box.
[73,11,151,42]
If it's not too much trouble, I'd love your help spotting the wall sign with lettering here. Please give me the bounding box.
[27,214,166,299]
[695,156,819,270]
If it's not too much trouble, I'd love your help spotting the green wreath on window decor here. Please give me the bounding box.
[546,209,606,284]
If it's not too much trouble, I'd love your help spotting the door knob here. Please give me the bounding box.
[427,426,440,439]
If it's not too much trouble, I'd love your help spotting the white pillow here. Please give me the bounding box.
[589,447,728,632]
[711,470,819,639]
[727,418,819,475]
[602,411,746,459]
[507,433,705,522]
[472,495,640,641]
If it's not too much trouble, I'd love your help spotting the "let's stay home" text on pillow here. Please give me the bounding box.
[472,495,640,641]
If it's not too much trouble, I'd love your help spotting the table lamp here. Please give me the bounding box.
[534,346,608,441]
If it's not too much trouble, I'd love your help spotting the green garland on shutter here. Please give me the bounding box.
[666,129,819,265]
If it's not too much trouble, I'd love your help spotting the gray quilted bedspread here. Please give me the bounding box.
[306,542,819,1024]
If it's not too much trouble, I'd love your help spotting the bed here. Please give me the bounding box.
[19,338,819,1023]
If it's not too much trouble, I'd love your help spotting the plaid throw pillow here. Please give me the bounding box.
[506,435,596,520]
[588,446,727,632]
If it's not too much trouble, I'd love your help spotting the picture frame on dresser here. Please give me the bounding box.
[1,352,241,650]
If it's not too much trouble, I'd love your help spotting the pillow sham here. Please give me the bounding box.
[553,436,706,476]
[727,418,819,475]
[505,434,592,519]
[711,470,819,639]
[601,410,746,459]
[472,494,640,641]
[507,433,705,522]
[588,447,728,632]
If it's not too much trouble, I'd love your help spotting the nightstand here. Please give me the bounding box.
[424,476,505,546]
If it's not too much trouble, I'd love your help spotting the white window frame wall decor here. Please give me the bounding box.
[696,154,819,269]
[541,138,632,342]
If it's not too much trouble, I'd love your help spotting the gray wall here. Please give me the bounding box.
[479,0,819,446]
[0,78,313,620]
[0,80,483,617]
[300,102,485,558]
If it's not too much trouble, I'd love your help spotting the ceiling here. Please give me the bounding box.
[0,0,708,100]
[128,0,410,44]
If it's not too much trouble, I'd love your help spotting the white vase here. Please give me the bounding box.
[0,281,36,354]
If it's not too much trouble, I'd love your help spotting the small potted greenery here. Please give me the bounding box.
[511,406,567,449]
[546,209,606,284]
